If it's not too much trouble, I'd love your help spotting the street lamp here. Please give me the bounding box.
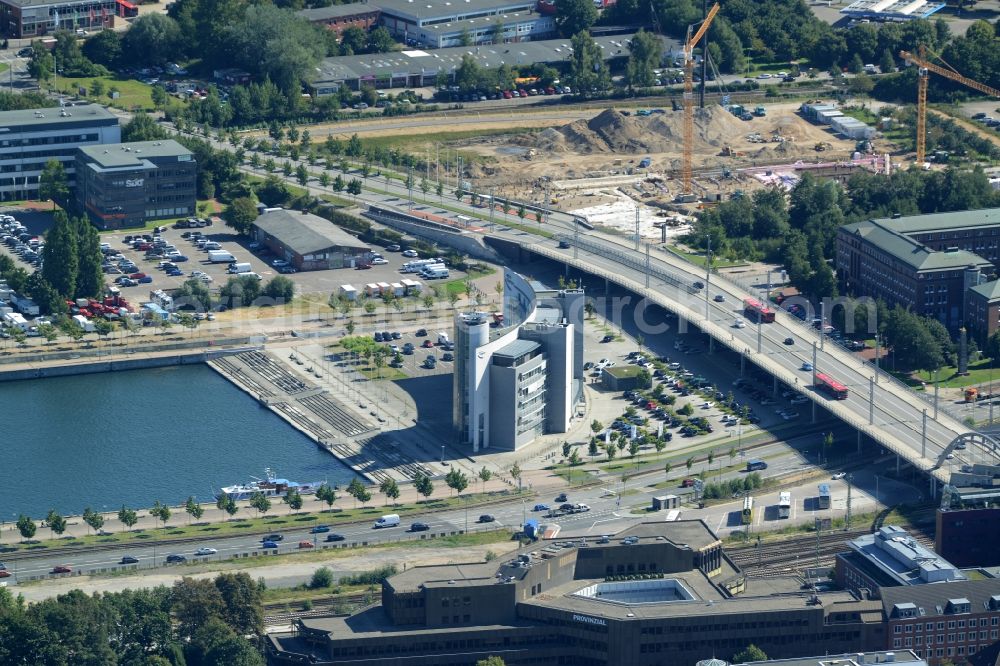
[440,446,445,464]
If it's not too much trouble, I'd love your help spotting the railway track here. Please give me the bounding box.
[264,593,371,624]
[728,526,935,575]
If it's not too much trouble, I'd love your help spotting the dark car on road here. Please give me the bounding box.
[478,514,495,523]
[261,541,279,549]
[555,493,568,503]
[165,554,186,563]
[262,534,283,542]
[533,504,549,512]
[325,533,346,542]
[601,335,614,343]
[310,525,330,534]
[120,555,139,565]
[410,522,430,532]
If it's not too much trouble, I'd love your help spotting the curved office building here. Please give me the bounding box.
[453,268,584,452]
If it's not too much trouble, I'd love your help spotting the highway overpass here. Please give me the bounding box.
[486,226,1000,489]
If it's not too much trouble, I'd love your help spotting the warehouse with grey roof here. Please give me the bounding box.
[252,209,371,271]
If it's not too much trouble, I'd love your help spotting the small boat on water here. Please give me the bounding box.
[216,468,323,501]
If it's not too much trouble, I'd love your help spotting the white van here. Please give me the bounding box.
[374,514,400,529]
[227,262,252,274]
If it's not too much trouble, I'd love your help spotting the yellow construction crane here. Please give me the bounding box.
[900,48,1000,165]
[682,2,720,196]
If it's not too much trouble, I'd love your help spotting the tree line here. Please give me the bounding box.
[0,573,264,664]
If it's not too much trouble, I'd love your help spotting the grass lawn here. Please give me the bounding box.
[667,245,745,269]
[0,63,8,74]
[348,128,532,164]
[358,366,409,381]
[52,76,158,111]
[913,359,1000,389]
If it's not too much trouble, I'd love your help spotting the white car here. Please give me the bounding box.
[402,249,419,258]
[831,472,846,480]
[271,259,289,268]
[194,547,217,556]
[733,318,746,329]
[371,257,389,265]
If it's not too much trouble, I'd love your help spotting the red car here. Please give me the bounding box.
[0,570,11,578]
[421,339,434,348]
[51,565,72,574]
[129,272,146,280]
[298,541,315,549]
[681,478,695,488]
[356,264,371,270]
[502,90,513,99]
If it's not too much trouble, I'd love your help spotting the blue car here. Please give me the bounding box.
[310,525,330,534]
[262,540,278,549]
[533,504,549,512]
[172,255,188,262]
[167,269,183,276]
[138,276,153,283]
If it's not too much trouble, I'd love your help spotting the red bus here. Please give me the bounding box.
[743,297,775,323]
[814,372,848,400]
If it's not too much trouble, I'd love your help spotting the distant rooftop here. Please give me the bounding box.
[742,649,926,666]
[78,140,191,169]
[841,219,991,273]
[875,208,1000,235]
[313,34,671,86]
[847,525,965,586]
[492,338,540,361]
[0,103,117,132]
[841,0,945,20]
[969,279,1000,302]
[371,0,532,20]
[252,209,370,255]
[297,1,379,20]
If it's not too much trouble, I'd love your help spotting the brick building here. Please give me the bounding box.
[297,3,380,35]
[0,0,117,37]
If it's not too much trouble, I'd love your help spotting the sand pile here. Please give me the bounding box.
[535,107,747,155]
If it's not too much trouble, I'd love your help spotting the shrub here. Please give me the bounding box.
[310,566,334,589]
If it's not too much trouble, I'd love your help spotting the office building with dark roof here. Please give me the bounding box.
[75,139,196,230]
[266,520,889,666]
[0,103,119,202]
[836,209,1000,333]
[251,209,371,271]
[742,649,927,666]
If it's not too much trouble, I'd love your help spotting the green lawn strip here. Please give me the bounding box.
[665,245,746,269]
[722,505,925,545]
[52,76,157,111]
[319,194,355,207]
[4,492,527,555]
[357,366,409,381]
[594,428,777,476]
[915,359,1000,389]
[261,583,373,607]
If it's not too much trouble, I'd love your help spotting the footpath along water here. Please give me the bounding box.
[0,364,355,517]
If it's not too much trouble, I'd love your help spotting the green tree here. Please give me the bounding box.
[185,496,204,524]
[733,644,769,663]
[263,276,295,302]
[625,29,662,91]
[445,468,469,496]
[248,491,271,517]
[414,472,435,499]
[477,658,507,666]
[171,577,226,640]
[215,571,264,636]
[82,507,104,534]
[295,163,309,186]
[315,483,337,509]
[478,466,492,492]
[310,567,334,589]
[45,509,66,536]
[878,48,895,74]
[15,514,36,540]
[379,478,400,505]
[223,197,259,235]
[216,494,238,520]
[606,445,617,461]
[555,0,597,37]
[117,505,138,532]
[150,500,171,529]
[284,488,303,513]
[567,31,610,95]
[38,158,68,208]
[42,210,78,298]
[122,13,182,67]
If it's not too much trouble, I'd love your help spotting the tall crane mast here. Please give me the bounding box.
[682,2,720,196]
[899,48,1000,165]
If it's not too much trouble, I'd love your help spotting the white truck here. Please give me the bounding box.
[227,262,252,274]
[373,514,400,529]
[208,250,236,264]
[437,331,450,346]
[2,311,29,331]
[72,314,95,332]
[14,296,39,316]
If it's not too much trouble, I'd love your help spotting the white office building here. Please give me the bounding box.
[0,103,120,202]
[453,268,584,452]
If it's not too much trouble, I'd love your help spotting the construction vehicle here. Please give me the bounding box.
[900,47,1000,164]
[681,2,721,196]
[753,105,766,117]
[814,142,832,152]
[720,146,744,157]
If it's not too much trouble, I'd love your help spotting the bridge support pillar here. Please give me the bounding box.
[922,409,927,460]
[604,276,609,296]
[811,398,816,424]
[930,477,936,499]
[564,262,570,278]
[896,454,900,475]
[709,337,715,354]
[741,353,746,377]
[773,375,778,398]
[857,430,862,455]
